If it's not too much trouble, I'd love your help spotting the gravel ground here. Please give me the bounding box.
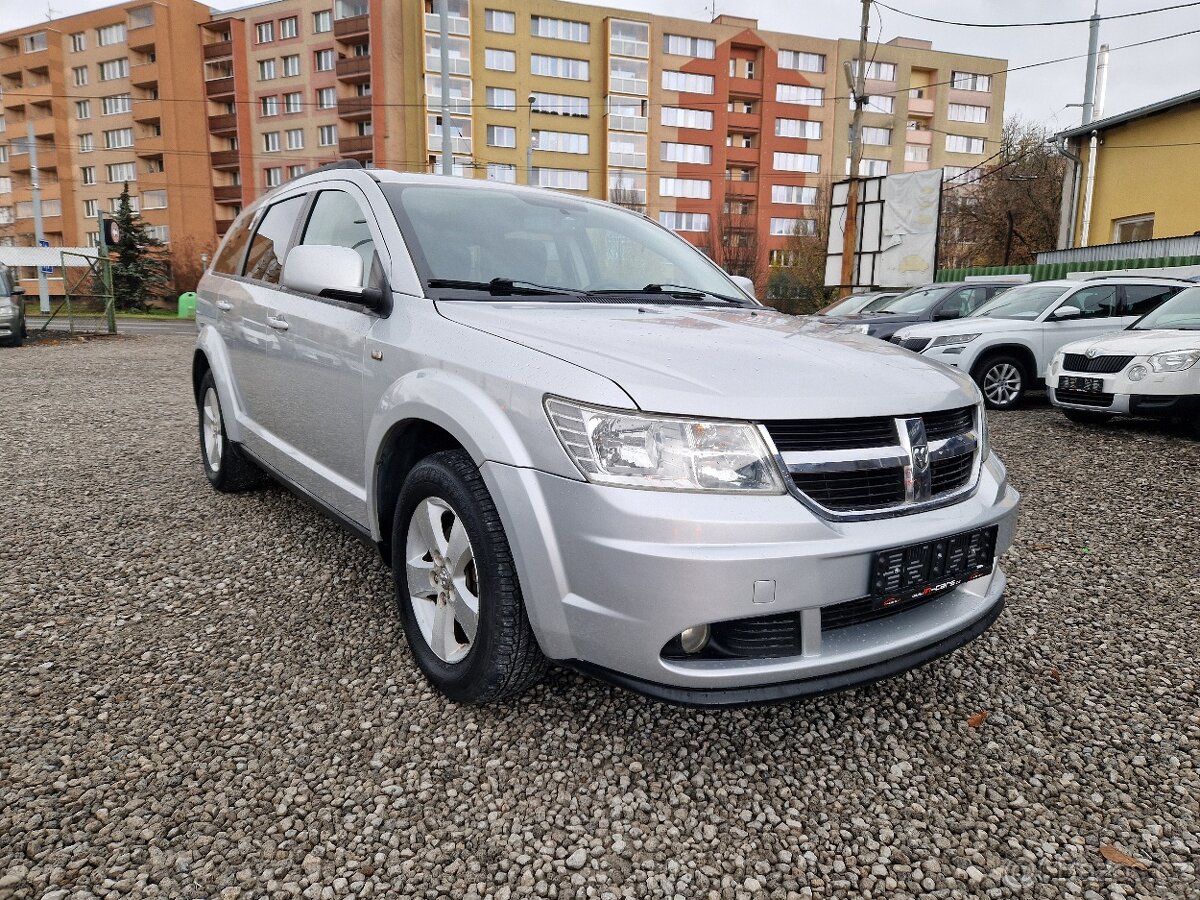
[1,336,1197,900]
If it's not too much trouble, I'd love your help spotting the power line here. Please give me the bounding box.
[873,0,1200,28]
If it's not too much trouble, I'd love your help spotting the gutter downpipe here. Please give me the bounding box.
[1079,45,1109,248]
[1055,136,1083,249]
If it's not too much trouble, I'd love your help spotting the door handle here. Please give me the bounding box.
[216,300,232,311]
[267,315,289,331]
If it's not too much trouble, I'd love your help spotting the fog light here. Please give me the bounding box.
[679,624,710,654]
[1128,365,1148,382]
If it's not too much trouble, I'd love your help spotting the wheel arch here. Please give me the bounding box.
[971,343,1038,381]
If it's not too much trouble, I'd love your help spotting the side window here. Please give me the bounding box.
[299,190,378,286]
[938,287,986,318]
[1121,285,1179,317]
[1058,285,1117,320]
[243,194,307,284]
[211,213,257,275]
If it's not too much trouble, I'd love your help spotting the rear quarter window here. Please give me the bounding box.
[211,213,257,276]
[1122,285,1180,317]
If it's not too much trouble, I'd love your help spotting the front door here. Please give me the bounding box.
[1039,284,1120,375]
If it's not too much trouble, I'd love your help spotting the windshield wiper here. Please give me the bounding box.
[427,277,585,297]
[589,283,751,306]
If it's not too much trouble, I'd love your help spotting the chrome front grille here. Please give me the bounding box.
[761,406,981,519]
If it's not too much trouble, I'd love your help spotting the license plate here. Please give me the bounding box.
[870,526,998,609]
[1059,375,1103,393]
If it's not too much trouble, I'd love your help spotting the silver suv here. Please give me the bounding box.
[193,164,1020,706]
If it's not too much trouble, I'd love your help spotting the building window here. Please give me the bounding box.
[76,100,92,119]
[607,133,646,167]
[771,185,817,205]
[142,189,167,209]
[662,34,714,58]
[106,162,136,182]
[316,87,336,109]
[485,9,515,33]
[335,0,368,18]
[660,141,711,164]
[83,198,99,218]
[286,164,305,179]
[263,131,280,152]
[530,91,589,117]
[945,134,985,154]
[776,84,823,106]
[259,59,277,80]
[775,118,821,139]
[256,22,274,43]
[264,167,283,188]
[284,91,303,113]
[318,124,337,146]
[486,124,516,148]
[661,70,714,95]
[426,34,470,74]
[609,57,648,95]
[70,32,86,52]
[852,59,897,81]
[852,94,895,114]
[861,126,891,146]
[1112,214,1154,243]
[102,94,132,115]
[485,48,516,72]
[904,144,931,162]
[530,54,587,80]
[947,103,989,123]
[531,168,588,191]
[261,96,279,116]
[280,16,298,39]
[658,211,709,232]
[770,217,816,236]
[534,129,588,154]
[951,71,992,92]
[847,157,890,176]
[109,196,137,213]
[79,134,95,153]
[313,10,332,33]
[104,128,134,149]
[81,166,97,185]
[773,152,819,173]
[314,50,335,71]
[660,106,712,130]
[658,177,710,199]
[609,20,648,58]
[96,24,126,46]
[146,225,169,243]
[531,16,589,42]
[99,58,129,81]
[778,49,824,73]
[282,54,300,77]
[73,66,89,86]
[486,163,517,183]
[23,32,48,53]
[943,166,971,183]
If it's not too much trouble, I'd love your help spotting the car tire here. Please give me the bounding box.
[197,370,265,492]
[1063,409,1113,426]
[393,449,546,704]
[974,354,1028,410]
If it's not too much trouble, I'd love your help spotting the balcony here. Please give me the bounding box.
[724,178,757,197]
[210,149,240,169]
[908,95,934,117]
[725,144,759,165]
[424,12,469,35]
[726,111,760,132]
[727,76,763,98]
[215,218,234,236]
[205,76,235,99]
[203,40,233,61]
[903,160,930,173]
[213,184,242,203]
[140,167,167,188]
[131,62,159,88]
[905,128,932,145]
[339,134,373,156]
[9,146,55,171]
[15,80,53,103]
[133,99,162,122]
[207,113,238,134]
[334,14,370,39]
[337,96,373,120]
[335,56,371,83]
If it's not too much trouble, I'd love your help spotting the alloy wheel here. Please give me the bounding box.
[982,363,1022,406]
[202,387,224,472]
[404,497,480,664]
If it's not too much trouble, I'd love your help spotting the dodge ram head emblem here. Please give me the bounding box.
[912,442,930,471]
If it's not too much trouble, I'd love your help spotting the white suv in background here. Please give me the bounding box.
[890,278,1188,409]
[1048,284,1200,435]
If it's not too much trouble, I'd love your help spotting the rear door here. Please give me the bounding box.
[1119,283,1181,324]
[1038,284,1120,373]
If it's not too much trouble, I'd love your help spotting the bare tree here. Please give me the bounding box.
[938,118,1067,268]
[698,206,763,291]
[168,234,217,296]
[765,184,836,315]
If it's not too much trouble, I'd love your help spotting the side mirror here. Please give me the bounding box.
[1049,305,1082,321]
[10,286,25,296]
[729,275,756,300]
[932,308,961,321]
[283,244,382,308]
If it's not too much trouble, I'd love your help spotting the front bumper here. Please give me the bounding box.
[482,453,1019,702]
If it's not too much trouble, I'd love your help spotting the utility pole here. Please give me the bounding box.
[526,94,536,186]
[1081,0,1101,125]
[437,0,452,176]
[27,122,50,314]
[838,0,871,297]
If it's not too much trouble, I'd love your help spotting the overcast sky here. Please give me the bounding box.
[14,0,1199,131]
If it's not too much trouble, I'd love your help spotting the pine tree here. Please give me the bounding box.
[108,183,170,311]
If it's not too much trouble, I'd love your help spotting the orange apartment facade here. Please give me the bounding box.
[1,0,1005,291]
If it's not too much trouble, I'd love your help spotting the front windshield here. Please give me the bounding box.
[969,284,1068,320]
[382,183,744,300]
[861,293,898,311]
[1132,286,1200,330]
[874,286,947,314]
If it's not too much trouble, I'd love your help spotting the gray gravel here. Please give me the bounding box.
[2,336,1198,900]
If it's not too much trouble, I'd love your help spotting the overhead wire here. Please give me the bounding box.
[873,0,1200,28]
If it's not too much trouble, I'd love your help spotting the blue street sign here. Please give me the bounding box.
[38,239,53,275]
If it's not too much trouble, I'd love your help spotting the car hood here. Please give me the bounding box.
[1061,328,1200,357]
[437,301,979,420]
[816,311,923,325]
[895,316,1042,339]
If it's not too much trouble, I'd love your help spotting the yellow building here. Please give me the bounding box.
[1058,89,1200,248]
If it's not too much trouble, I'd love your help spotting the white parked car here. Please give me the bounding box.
[1048,284,1200,435]
[890,278,1189,409]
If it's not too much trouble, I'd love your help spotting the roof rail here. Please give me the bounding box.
[1081,273,1192,281]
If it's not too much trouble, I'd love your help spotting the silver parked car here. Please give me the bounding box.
[193,164,1019,706]
[0,263,26,347]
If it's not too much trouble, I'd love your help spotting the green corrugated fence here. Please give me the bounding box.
[936,255,1200,283]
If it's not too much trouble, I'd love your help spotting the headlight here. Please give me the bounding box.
[929,333,980,349]
[1146,350,1200,372]
[545,397,785,493]
[834,323,871,335]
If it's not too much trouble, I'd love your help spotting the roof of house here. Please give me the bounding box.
[1057,87,1200,139]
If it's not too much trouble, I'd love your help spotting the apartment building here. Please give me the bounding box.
[0,0,214,291]
[1,0,1006,287]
